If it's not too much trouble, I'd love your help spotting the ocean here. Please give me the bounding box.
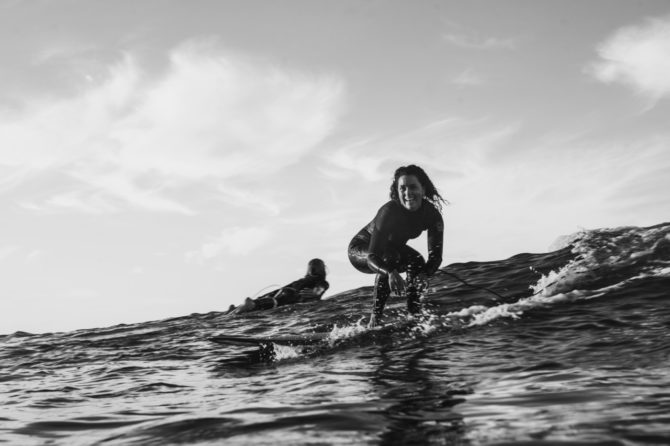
[2,223,669,445]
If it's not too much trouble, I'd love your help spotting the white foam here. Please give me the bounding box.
[326,318,369,345]
[271,344,302,360]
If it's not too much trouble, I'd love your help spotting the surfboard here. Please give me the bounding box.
[209,332,331,347]
[209,309,436,350]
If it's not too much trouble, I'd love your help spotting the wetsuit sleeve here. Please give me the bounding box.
[367,204,396,276]
[424,211,444,276]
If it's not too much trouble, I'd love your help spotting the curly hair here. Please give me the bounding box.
[389,165,448,212]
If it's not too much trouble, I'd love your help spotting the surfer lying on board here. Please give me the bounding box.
[348,165,446,327]
[227,258,329,314]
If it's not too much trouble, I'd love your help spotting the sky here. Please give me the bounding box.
[2,0,670,334]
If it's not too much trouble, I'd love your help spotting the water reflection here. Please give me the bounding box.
[371,339,470,445]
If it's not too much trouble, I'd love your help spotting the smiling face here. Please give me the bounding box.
[397,174,425,212]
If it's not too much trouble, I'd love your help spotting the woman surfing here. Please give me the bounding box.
[348,165,446,327]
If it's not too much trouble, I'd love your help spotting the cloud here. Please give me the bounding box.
[322,117,520,182]
[443,33,517,50]
[0,245,19,261]
[0,40,346,214]
[0,245,43,263]
[114,40,345,179]
[186,226,273,263]
[321,139,388,182]
[31,40,99,66]
[442,22,518,50]
[588,16,670,102]
[216,184,283,216]
[452,68,486,86]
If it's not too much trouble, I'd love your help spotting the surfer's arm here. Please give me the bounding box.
[424,214,444,276]
[302,279,329,297]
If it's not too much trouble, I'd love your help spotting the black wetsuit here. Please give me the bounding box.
[348,199,443,318]
[253,274,330,311]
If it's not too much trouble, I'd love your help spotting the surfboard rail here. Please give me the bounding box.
[209,332,331,347]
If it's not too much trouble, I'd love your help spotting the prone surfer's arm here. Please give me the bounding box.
[298,286,325,301]
[271,288,290,307]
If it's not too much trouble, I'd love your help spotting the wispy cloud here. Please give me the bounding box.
[186,226,273,264]
[587,15,670,104]
[20,190,119,214]
[114,40,345,179]
[321,139,388,182]
[216,184,283,216]
[31,40,98,66]
[0,39,346,214]
[0,245,43,263]
[322,117,520,182]
[0,245,19,261]
[451,68,486,86]
[442,21,518,50]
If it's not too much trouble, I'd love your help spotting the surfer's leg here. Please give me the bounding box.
[348,234,375,274]
[252,296,276,311]
[273,288,299,307]
[399,246,426,314]
[372,272,392,321]
[229,297,256,314]
[349,232,389,326]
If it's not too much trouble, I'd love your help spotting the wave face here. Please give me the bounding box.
[2,222,670,445]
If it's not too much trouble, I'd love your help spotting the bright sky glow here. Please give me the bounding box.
[1,1,669,333]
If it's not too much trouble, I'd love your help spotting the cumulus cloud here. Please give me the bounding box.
[588,16,670,102]
[186,226,272,263]
[0,40,345,214]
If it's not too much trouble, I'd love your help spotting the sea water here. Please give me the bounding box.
[2,223,669,445]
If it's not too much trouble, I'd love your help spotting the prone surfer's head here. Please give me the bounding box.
[389,164,447,212]
[307,258,327,277]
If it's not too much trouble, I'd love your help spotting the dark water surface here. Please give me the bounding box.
[2,223,670,445]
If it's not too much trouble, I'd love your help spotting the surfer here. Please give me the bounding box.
[228,258,329,314]
[348,165,446,327]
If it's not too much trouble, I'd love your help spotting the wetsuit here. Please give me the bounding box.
[252,274,330,311]
[348,199,443,318]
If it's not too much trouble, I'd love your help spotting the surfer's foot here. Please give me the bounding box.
[223,304,236,315]
[368,314,378,328]
[231,298,256,314]
[241,298,256,311]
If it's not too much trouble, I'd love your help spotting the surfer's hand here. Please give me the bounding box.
[388,270,406,296]
[298,289,319,301]
[415,272,429,291]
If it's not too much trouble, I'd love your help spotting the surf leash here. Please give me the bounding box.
[441,270,508,301]
[441,269,564,302]
[251,284,281,299]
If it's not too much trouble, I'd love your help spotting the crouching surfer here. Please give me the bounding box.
[348,165,446,327]
[227,258,329,314]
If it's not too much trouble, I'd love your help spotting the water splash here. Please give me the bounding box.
[271,344,302,361]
